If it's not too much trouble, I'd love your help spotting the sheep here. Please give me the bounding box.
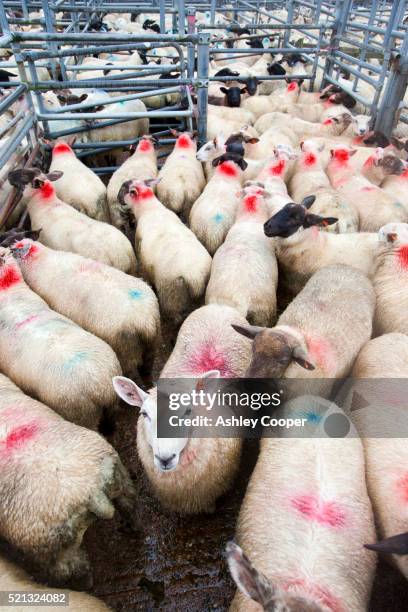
[227,399,376,612]
[244,125,298,163]
[0,554,110,611]
[206,114,258,141]
[242,80,303,118]
[254,112,351,139]
[190,158,245,255]
[208,86,249,108]
[342,333,408,579]
[107,136,158,230]
[233,265,375,394]
[11,239,160,382]
[208,103,256,126]
[382,163,408,203]
[0,248,121,429]
[0,373,136,585]
[372,223,408,335]
[112,303,252,514]
[205,185,278,326]
[156,133,206,217]
[81,98,149,145]
[119,179,211,324]
[48,141,110,222]
[8,168,137,275]
[264,201,378,295]
[327,147,408,232]
[359,147,407,185]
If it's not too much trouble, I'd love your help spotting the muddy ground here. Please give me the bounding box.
[84,324,408,612]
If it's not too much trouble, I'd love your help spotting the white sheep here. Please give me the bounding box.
[8,168,137,275]
[0,373,135,585]
[119,179,211,323]
[112,303,252,513]
[48,141,110,222]
[254,112,351,139]
[242,80,302,118]
[190,160,244,255]
[107,136,158,229]
[345,333,408,580]
[228,397,376,612]
[12,239,160,382]
[208,103,256,127]
[206,186,278,326]
[0,248,121,429]
[157,133,206,217]
[327,147,408,232]
[382,164,408,203]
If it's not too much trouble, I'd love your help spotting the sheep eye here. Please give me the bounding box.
[141,410,150,419]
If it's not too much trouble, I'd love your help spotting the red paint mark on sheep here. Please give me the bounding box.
[40,182,55,200]
[291,494,346,528]
[332,149,350,164]
[132,186,154,201]
[187,342,232,376]
[282,578,344,612]
[400,168,408,179]
[363,155,374,168]
[269,160,286,176]
[13,241,39,258]
[176,134,192,148]
[0,266,21,290]
[15,314,40,330]
[287,82,297,92]
[138,139,153,153]
[361,186,376,192]
[304,152,317,167]
[243,194,259,213]
[352,135,364,145]
[217,161,239,178]
[306,335,336,374]
[0,423,39,457]
[323,118,333,125]
[396,473,408,503]
[53,142,72,155]
[323,99,334,108]
[397,245,408,270]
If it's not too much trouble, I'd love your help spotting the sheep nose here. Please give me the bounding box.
[156,453,176,469]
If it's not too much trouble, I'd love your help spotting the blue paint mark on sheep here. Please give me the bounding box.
[213,213,224,224]
[129,289,143,300]
[297,410,323,424]
[64,351,88,369]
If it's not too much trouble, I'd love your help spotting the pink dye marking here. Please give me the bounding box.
[311,225,320,239]
[217,161,239,178]
[332,149,350,164]
[323,118,333,125]
[187,342,232,376]
[78,259,103,273]
[243,194,259,213]
[132,185,154,201]
[397,245,408,270]
[305,334,337,374]
[0,266,21,290]
[268,159,286,176]
[287,82,297,92]
[400,168,408,179]
[352,135,364,145]
[180,446,197,467]
[15,314,40,330]
[396,473,408,503]
[282,578,343,612]
[13,241,40,258]
[53,142,72,155]
[323,99,334,108]
[303,152,317,167]
[176,134,192,149]
[138,139,153,153]
[40,182,55,199]
[361,186,376,192]
[291,494,346,528]
[0,423,39,456]
[363,155,374,168]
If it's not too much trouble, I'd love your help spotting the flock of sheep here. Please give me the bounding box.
[0,4,408,611]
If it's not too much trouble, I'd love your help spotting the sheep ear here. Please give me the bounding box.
[304,213,338,228]
[145,177,161,187]
[246,137,259,144]
[390,136,405,150]
[8,167,41,187]
[46,171,63,181]
[299,141,305,151]
[226,542,276,607]
[195,369,220,392]
[220,86,229,94]
[365,532,408,556]
[112,376,148,407]
[349,149,357,157]
[301,195,315,209]
[386,232,398,243]
[292,346,315,370]
[231,323,264,340]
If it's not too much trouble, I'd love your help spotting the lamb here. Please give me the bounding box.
[156,133,206,217]
[81,98,149,145]
[205,185,278,326]
[382,164,408,203]
[8,168,137,275]
[48,141,110,222]
[206,114,258,141]
[0,373,136,585]
[342,332,408,579]
[11,239,160,382]
[119,179,211,323]
[0,554,110,611]
[359,147,407,185]
[264,201,378,295]
[233,265,375,392]
[372,223,408,335]
[190,159,245,255]
[107,136,158,229]
[208,103,256,126]
[227,398,376,612]
[254,112,351,139]
[244,125,298,163]
[0,248,121,429]
[327,147,408,231]
[242,80,302,118]
[112,304,252,514]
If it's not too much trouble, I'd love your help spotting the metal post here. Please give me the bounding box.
[159,0,166,33]
[197,32,210,146]
[186,8,196,79]
[284,0,294,47]
[210,0,216,27]
[375,31,408,135]
[177,0,186,35]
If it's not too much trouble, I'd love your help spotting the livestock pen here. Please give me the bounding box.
[0,1,408,610]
